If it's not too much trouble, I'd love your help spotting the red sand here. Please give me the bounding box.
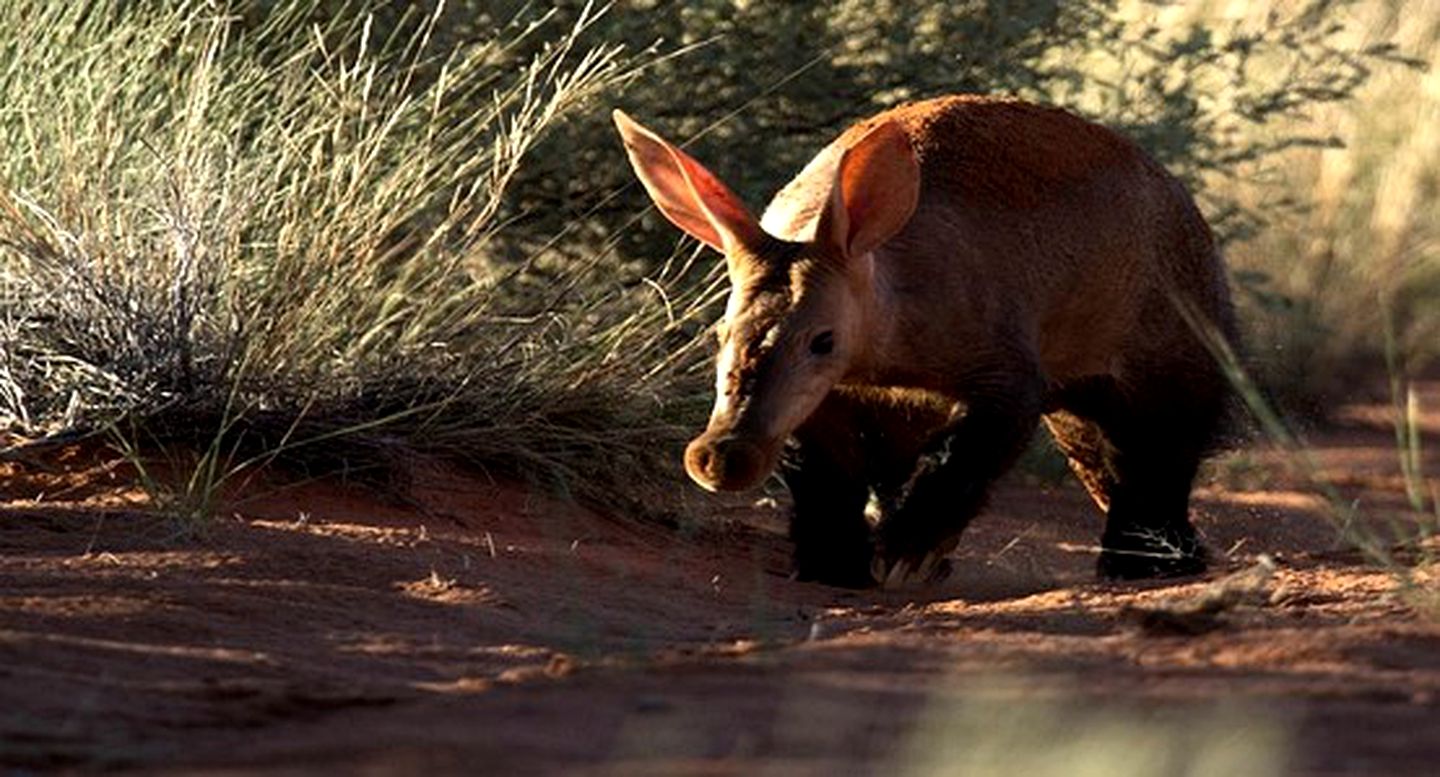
[2,388,1438,775]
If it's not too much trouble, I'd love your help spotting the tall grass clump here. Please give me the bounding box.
[0,0,713,512]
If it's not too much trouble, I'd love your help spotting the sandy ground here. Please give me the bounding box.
[2,388,1438,775]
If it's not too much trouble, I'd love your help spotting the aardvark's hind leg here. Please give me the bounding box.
[1051,373,1218,579]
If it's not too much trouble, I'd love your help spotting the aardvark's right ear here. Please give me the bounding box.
[613,110,762,254]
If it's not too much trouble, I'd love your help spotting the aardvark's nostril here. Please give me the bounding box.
[715,440,744,477]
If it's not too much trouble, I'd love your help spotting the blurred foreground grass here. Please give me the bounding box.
[900,685,1287,777]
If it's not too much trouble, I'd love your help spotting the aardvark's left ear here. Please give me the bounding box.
[817,121,919,261]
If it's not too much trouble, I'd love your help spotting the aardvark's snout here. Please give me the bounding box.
[684,433,778,492]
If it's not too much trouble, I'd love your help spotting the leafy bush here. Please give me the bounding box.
[491,1,1400,266]
[1219,0,1440,414]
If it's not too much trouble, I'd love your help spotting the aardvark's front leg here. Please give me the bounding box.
[872,369,1043,587]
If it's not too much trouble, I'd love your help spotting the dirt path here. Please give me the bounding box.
[2,390,1438,775]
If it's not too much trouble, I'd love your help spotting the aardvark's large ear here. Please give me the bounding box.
[817,121,920,261]
[613,110,762,254]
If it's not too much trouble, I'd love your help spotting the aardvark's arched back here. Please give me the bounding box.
[615,95,1236,589]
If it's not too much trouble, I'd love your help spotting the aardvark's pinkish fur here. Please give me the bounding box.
[615,95,1236,588]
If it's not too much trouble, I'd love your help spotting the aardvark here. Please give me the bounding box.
[615,95,1237,588]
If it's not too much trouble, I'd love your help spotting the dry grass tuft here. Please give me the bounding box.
[0,1,716,514]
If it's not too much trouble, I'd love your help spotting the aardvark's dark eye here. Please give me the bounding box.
[809,330,835,356]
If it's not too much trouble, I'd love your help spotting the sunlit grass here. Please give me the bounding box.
[1215,0,1440,409]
